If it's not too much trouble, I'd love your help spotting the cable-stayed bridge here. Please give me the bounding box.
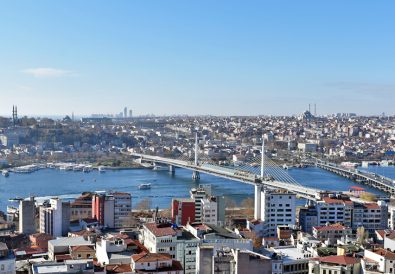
[125,138,321,200]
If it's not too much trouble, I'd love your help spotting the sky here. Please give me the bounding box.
[0,1,394,117]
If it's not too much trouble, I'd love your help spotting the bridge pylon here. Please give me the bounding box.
[192,132,200,181]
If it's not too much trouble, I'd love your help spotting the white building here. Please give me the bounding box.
[256,189,296,237]
[131,253,184,273]
[39,198,70,237]
[142,222,200,274]
[185,223,253,254]
[262,246,311,274]
[316,194,353,227]
[388,204,395,230]
[190,185,211,223]
[47,236,93,261]
[201,198,217,225]
[95,237,129,266]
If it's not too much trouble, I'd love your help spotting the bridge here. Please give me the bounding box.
[316,161,395,195]
[125,135,321,200]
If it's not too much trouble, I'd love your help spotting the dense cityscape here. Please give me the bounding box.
[0,107,394,273]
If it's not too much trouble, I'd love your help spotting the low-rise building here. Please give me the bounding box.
[312,224,352,245]
[142,222,200,274]
[31,259,94,274]
[308,255,361,274]
[131,252,184,274]
[196,247,271,274]
[47,236,94,261]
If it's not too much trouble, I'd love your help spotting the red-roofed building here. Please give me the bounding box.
[29,233,54,250]
[309,255,361,274]
[364,248,395,273]
[131,252,184,274]
[313,224,352,243]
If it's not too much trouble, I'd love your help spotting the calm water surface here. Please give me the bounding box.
[0,166,393,211]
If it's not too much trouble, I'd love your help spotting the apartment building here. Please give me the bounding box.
[142,222,200,274]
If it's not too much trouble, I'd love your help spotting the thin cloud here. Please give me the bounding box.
[22,67,73,78]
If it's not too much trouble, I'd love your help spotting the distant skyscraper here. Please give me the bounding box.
[124,107,127,118]
[12,105,18,126]
[129,109,132,118]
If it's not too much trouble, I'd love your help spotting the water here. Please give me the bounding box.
[358,165,395,180]
[0,166,393,211]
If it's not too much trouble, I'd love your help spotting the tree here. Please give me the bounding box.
[356,226,369,245]
[241,198,254,216]
[360,192,376,202]
[136,198,151,211]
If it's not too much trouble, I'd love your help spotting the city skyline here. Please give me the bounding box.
[1,1,395,116]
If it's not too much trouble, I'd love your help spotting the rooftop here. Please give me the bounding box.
[48,236,93,247]
[313,224,350,231]
[310,255,360,265]
[132,252,172,263]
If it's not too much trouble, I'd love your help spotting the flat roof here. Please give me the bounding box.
[49,236,92,247]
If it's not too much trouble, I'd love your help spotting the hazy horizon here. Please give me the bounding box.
[1,1,394,116]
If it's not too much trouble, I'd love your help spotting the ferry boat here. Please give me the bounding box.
[138,183,151,190]
[2,170,9,177]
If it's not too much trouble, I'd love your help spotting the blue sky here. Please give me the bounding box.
[0,1,394,116]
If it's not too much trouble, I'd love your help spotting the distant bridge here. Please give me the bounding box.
[316,161,395,195]
[125,136,321,200]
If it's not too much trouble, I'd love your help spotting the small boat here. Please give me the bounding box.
[138,183,151,190]
[83,167,92,173]
[153,165,167,171]
[98,166,106,173]
[2,170,9,177]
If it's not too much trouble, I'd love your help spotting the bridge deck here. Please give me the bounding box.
[316,162,395,194]
[131,153,320,200]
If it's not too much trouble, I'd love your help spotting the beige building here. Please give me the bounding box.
[308,255,361,274]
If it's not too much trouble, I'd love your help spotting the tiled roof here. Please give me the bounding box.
[132,252,172,263]
[363,203,380,210]
[322,197,353,205]
[310,255,360,265]
[71,245,95,252]
[144,223,177,237]
[373,248,395,260]
[106,264,132,273]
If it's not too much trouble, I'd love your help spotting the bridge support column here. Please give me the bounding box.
[192,171,200,181]
[254,184,263,220]
[169,165,175,175]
